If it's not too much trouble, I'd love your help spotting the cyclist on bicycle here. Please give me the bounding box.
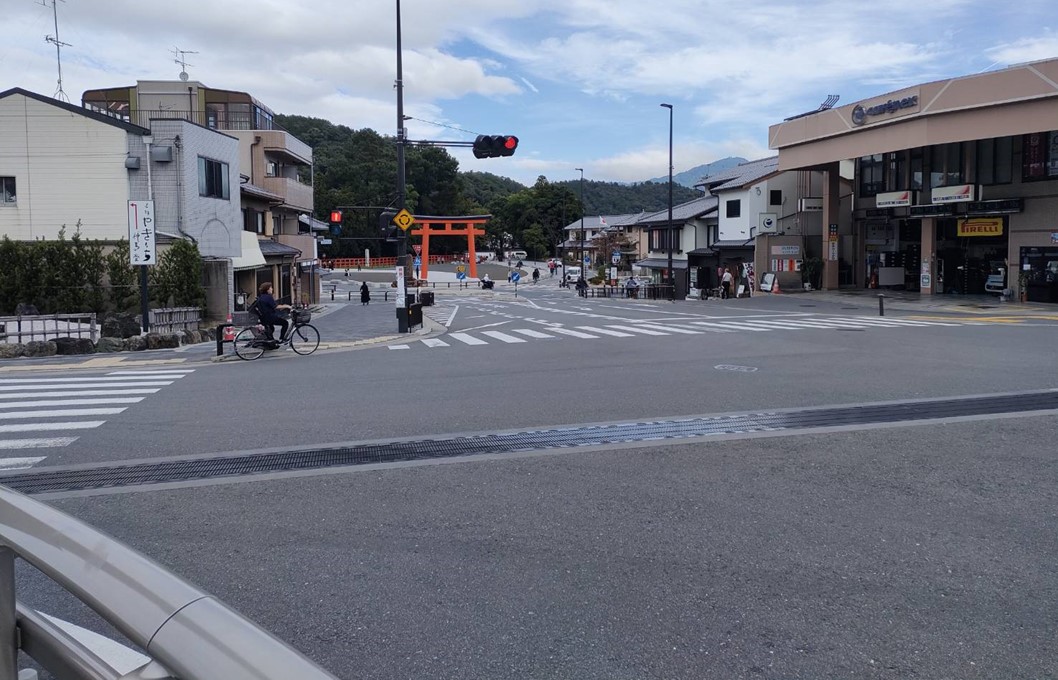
[255,282,291,347]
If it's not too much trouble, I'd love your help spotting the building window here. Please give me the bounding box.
[254,106,274,130]
[910,148,924,191]
[0,177,15,204]
[859,154,884,196]
[726,199,741,218]
[976,136,1014,185]
[228,103,252,130]
[769,189,782,206]
[886,151,907,191]
[649,228,680,252]
[1022,131,1058,182]
[930,142,963,188]
[198,157,230,199]
[266,161,279,177]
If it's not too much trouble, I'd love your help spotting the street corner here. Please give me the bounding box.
[0,354,193,373]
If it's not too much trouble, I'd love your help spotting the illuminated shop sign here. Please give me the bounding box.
[957,218,1004,237]
[851,94,919,126]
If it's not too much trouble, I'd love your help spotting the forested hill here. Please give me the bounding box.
[551,179,701,215]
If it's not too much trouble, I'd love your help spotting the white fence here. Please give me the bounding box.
[0,314,98,344]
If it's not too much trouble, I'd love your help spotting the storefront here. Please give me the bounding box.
[769,57,1058,302]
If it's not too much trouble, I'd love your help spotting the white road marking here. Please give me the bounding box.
[511,329,556,339]
[0,397,145,409]
[0,421,106,433]
[0,382,173,392]
[0,376,184,384]
[482,331,528,344]
[450,333,489,346]
[605,325,669,336]
[443,305,459,327]
[106,370,195,376]
[0,455,48,469]
[422,338,450,348]
[575,326,635,338]
[0,438,74,450]
[388,344,411,350]
[0,407,127,420]
[0,389,161,400]
[634,323,703,335]
[549,328,601,339]
[686,321,772,332]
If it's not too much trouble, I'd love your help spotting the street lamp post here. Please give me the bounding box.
[575,167,585,283]
[395,0,409,331]
[660,103,674,301]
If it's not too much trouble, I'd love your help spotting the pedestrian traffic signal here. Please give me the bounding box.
[379,211,399,241]
[329,210,342,224]
[472,135,519,159]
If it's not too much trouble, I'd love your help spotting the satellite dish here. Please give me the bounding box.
[179,71,189,82]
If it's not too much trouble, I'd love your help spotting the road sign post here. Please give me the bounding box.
[128,200,155,333]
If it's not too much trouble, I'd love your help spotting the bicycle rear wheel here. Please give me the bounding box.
[289,323,320,355]
[233,328,265,360]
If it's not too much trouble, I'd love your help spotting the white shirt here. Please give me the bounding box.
[722,271,733,283]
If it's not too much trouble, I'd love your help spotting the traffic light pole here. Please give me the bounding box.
[395,0,409,333]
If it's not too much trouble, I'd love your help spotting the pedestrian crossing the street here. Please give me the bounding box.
[0,369,195,470]
[387,315,986,350]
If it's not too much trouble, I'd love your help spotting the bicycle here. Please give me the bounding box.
[233,307,320,360]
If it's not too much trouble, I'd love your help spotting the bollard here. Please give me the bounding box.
[878,294,885,316]
[216,324,228,356]
[330,289,334,301]
[348,291,353,301]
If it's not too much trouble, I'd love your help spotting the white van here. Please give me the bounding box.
[505,250,528,261]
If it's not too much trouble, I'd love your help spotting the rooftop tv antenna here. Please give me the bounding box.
[40,0,71,102]
[783,94,841,121]
[172,47,198,81]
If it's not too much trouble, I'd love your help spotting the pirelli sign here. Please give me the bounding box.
[957,218,1004,237]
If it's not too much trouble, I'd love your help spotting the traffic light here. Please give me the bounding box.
[379,210,399,241]
[472,135,519,159]
[329,210,343,236]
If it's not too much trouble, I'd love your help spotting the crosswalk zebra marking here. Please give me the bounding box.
[421,338,450,348]
[0,421,106,434]
[0,455,49,469]
[388,344,411,350]
[634,323,704,335]
[0,381,175,392]
[0,389,161,400]
[0,397,145,409]
[450,333,489,346]
[481,331,528,344]
[0,376,184,384]
[106,370,195,376]
[605,325,669,336]
[0,407,127,420]
[575,326,635,338]
[511,329,556,339]
[549,328,601,339]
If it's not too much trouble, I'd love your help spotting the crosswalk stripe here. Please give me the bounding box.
[0,455,49,469]
[0,397,144,409]
[829,316,959,327]
[450,333,489,346]
[0,382,173,392]
[634,323,703,335]
[0,376,185,384]
[481,331,527,343]
[388,344,411,350]
[106,370,195,376]
[511,329,556,339]
[575,326,635,337]
[605,325,669,336]
[0,407,127,420]
[724,319,853,330]
[0,438,73,450]
[549,328,601,339]
[0,389,161,400]
[687,321,771,332]
[421,338,450,348]
[0,421,105,433]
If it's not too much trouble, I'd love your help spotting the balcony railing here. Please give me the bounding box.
[83,105,294,134]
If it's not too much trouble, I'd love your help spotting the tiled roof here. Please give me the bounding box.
[698,157,779,192]
[259,239,301,257]
[636,194,718,226]
[562,213,643,231]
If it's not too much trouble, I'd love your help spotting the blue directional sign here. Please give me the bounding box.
[456,271,467,280]
[511,272,521,283]
[413,256,421,266]
[583,256,590,265]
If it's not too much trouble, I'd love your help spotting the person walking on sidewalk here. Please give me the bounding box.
[532,267,540,284]
[360,281,371,305]
[721,268,733,300]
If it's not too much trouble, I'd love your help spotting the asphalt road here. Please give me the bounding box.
[5,289,1058,679]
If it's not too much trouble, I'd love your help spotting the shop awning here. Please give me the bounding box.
[633,258,689,270]
[710,239,755,250]
[231,232,267,271]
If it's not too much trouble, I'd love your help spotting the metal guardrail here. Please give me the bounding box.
[0,314,98,345]
[0,486,339,680]
[581,285,675,300]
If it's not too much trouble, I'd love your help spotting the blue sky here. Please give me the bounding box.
[5,0,1058,186]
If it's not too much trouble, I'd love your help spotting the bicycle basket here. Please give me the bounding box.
[293,309,312,323]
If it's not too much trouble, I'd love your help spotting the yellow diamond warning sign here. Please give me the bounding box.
[393,209,415,231]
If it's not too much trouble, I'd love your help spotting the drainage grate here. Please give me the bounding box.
[3,391,1057,495]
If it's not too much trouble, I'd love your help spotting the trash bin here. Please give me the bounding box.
[419,291,435,306]
[407,302,423,328]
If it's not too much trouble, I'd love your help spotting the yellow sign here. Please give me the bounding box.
[957,218,1003,237]
[455,264,467,274]
[393,209,415,231]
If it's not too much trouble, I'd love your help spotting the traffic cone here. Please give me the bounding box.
[223,313,235,342]
[772,279,782,294]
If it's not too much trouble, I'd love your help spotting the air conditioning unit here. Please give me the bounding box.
[150,146,173,162]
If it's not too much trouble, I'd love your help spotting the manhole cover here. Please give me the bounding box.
[714,364,759,372]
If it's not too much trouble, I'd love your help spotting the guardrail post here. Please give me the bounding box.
[0,547,15,680]
[216,325,226,357]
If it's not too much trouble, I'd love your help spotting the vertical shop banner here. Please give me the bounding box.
[127,200,156,265]
[828,224,839,261]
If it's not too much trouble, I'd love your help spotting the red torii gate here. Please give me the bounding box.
[410,215,490,279]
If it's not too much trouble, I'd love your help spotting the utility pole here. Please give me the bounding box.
[395,0,409,332]
[661,103,674,301]
[576,168,585,282]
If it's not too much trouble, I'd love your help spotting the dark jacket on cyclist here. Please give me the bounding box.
[257,282,288,342]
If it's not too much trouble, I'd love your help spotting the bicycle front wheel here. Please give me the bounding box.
[290,324,320,355]
[233,328,265,361]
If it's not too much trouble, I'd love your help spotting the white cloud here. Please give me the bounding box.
[986,32,1058,65]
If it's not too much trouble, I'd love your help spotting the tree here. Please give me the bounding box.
[152,240,205,309]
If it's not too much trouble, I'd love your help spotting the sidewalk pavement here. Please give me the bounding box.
[782,288,1057,317]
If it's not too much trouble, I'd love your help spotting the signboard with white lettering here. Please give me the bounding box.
[876,191,912,208]
[932,184,975,204]
[127,200,156,265]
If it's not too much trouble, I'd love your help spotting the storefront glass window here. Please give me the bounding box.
[887,151,907,191]
[1022,132,1047,180]
[910,149,923,190]
[930,143,963,188]
[859,154,884,196]
[976,137,1013,185]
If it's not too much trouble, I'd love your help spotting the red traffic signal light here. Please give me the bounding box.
[473,135,519,159]
[329,210,343,224]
